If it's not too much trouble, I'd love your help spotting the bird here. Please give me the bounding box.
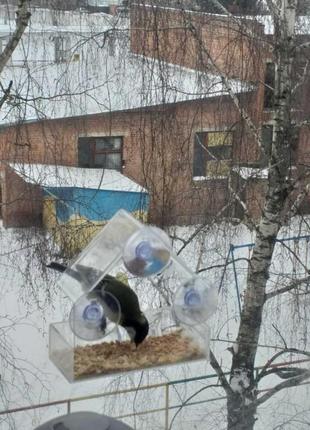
[47,261,149,347]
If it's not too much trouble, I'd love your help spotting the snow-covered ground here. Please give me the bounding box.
[0,217,310,430]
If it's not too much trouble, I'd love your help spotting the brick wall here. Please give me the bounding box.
[0,91,309,226]
[0,94,262,226]
[1,165,43,228]
[130,4,266,82]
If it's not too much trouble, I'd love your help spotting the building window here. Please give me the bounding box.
[193,131,233,178]
[54,36,70,63]
[261,124,273,160]
[78,136,123,171]
[264,62,275,109]
[261,124,299,165]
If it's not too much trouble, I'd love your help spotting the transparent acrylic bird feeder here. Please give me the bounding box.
[49,209,218,382]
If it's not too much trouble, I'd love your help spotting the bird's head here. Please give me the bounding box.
[124,313,149,347]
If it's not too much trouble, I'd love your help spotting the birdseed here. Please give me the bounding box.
[74,329,205,379]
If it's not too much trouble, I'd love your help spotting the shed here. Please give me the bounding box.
[6,163,149,254]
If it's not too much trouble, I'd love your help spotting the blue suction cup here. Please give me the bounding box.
[69,291,120,341]
[123,226,171,277]
[184,288,202,307]
[173,277,218,326]
[82,300,106,331]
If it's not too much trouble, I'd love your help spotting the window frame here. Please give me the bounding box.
[193,130,233,179]
[78,136,124,172]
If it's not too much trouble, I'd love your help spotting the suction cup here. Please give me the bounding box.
[123,226,171,277]
[173,277,218,326]
[69,291,121,341]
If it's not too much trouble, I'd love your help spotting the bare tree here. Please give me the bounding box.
[1,0,310,429]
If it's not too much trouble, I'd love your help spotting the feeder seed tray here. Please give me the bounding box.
[74,329,205,379]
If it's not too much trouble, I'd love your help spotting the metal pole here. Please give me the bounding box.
[230,244,242,316]
[165,384,169,430]
[218,248,231,293]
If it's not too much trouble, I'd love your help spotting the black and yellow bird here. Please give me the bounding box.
[47,262,149,346]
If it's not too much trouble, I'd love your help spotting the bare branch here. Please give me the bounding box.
[254,369,310,407]
[284,182,310,223]
[256,348,310,384]
[0,0,31,75]
[188,24,262,147]
[0,81,13,110]
[228,174,258,231]
[272,323,288,349]
[259,366,309,380]
[209,350,234,395]
[198,257,250,274]
[265,275,310,301]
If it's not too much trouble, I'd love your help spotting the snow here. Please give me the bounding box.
[230,369,251,393]
[193,175,228,181]
[8,162,147,193]
[0,5,251,125]
[132,5,310,35]
[232,166,269,179]
[258,14,310,35]
[0,52,250,125]
[1,217,310,429]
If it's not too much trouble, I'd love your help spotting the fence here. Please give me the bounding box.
[1,358,310,430]
[220,234,310,315]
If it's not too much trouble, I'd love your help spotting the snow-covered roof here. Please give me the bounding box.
[232,166,268,179]
[0,5,251,125]
[8,163,147,193]
[0,5,119,33]
[0,51,250,124]
[132,4,310,35]
[257,14,310,35]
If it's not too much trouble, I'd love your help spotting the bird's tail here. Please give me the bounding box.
[46,261,67,273]
[47,261,85,284]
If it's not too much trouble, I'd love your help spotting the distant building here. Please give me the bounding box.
[3,163,148,253]
[0,1,123,12]
[0,3,309,230]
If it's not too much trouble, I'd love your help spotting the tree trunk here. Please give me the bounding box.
[227,394,257,430]
[226,0,297,427]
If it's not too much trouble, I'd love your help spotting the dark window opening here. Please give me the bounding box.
[261,124,273,162]
[193,131,233,178]
[78,136,123,171]
[261,124,299,166]
[264,62,275,109]
[54,36,70,63]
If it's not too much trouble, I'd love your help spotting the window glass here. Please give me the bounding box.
[54,36,70,63]
[93,153,106,167]
[193,134,207,176]
[95,137,122,150]
[78,139,91,167]
[78,136,123,171]
[105,153,122,170]
[264,63,275,109]
[207,145,232,161]
[193,131,233,178]
[262,125,273,157]
[208,131,233,147]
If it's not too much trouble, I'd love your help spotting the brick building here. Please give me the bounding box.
[0,4,309,228]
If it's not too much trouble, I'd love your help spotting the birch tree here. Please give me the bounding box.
[200,1,310,428]
[0,0,31,107]
[141,0,310,428]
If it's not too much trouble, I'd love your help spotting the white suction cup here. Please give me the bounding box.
[173,277,218,326]
[123,226,171,277]
[69,291,121,341]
